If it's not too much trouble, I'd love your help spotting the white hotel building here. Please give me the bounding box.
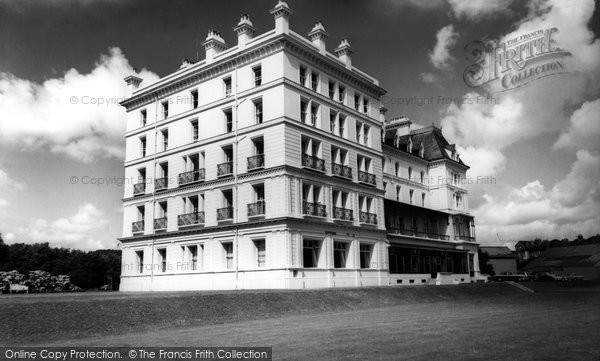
[118,1,479,291]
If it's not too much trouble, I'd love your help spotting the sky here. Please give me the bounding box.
[0,0,599,250]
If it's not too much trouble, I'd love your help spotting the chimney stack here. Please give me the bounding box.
[334,38,354,69]
[124,74,143,97]
[202,30,227,63]
[270,1,293,34]
[234,14,256,49]
[308,20,328,54]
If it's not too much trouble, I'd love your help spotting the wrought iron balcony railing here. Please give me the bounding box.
[332,163,352,179]
[132,220,144,233]
[303,201,326,217]
[358,171,376,185]
[247,201,266,217]
[333,207,353,221]
[454,235,475,242]
[153,217,167,230]
[177,211,205,227]
[217,162,233,177]
[133,182,146,195]
[359,212,378,225]
[178,169,205,186]
[387,227,451,241]
[302,154,325,172]
[217,206,233,221]
[247,154,265,171]
[154,177,168,191]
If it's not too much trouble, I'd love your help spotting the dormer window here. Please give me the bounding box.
[407,137,413,153]
[419,142,424,158]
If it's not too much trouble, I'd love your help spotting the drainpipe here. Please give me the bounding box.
[150,93,159,291]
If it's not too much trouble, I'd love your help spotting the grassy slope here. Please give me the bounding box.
[2,283,518,344]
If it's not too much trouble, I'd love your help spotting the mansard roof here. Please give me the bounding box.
[383,123,468,168]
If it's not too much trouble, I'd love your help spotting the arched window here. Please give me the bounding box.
[395,162,400,176]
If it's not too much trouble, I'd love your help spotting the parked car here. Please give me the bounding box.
[535,272,567,282]
[491,272,532,282]
[563,273,584,281]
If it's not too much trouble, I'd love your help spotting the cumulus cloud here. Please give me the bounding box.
[0,168,25,190]
[441,93,522,176]
[18,203,114,250]
[554,99,600,151]
[448,0,514,21]
[429,25,460,70]
[0,47,158,163]
[442,0,600,243]
[472,98,600,243]
[475,149,600,241]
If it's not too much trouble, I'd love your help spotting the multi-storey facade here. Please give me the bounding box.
[118,1,479,291]
[382,117,479,285]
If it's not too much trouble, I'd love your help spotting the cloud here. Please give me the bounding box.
[18,203,114,250]
[475,149,600,242]
[0,47,158,163]
[0,169,25,190]
[447,0,514,21]
[441,0,600,243]
[441,92,521,176]
[554,99,600,151]
[419,72,439,84]
[0,198,8,208]
[429,25,459,70]
[472,98,600,243]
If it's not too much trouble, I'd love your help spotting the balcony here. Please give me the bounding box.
[217,206,233,221]
[178,169,205,186]
[302,154,325,172]
[303,201,326,217]
[133,182,145,196]
[247,154,265,171]
[454,235,476,242]
[217,162,233,177]
[358,171,376,186]
[247,201,266,217]
[332,163,352,179]
[333,207,353,221]
[359,211,378,225]
[388,228,450,241]
[154,177,168,191]
[177,211,205,227]
[132,220,144,234]
[153,217,167,231]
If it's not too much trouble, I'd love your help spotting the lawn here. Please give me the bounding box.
[2,282,599,360]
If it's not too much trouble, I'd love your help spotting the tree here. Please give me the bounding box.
[0,242,121,290]
[0,233,8,263]
[478,249,495,276]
